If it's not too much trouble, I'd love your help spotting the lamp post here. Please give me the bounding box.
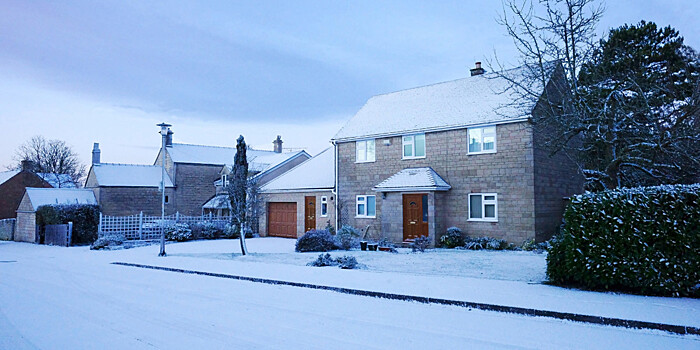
[157,122,171,257]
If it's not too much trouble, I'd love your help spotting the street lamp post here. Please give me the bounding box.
[157,122,171,257]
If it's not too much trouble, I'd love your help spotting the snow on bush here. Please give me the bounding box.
[190,221,221,240]
[335,225,360,250]
[463,236,509,250]
[308,253,359,269]
[411,235,431,252]
[439,227,465,248]
[90,233,125,250]
[295,229,338,252]
[165,223,193,242]
[547,184,700,297]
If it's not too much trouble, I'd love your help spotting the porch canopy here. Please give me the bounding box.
[202,194,232,210]
[372,167,451,192]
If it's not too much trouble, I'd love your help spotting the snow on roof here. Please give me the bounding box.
[0,170,19,186]
[333,65,546,141]
[166,143,309,174]
[202,194,232,209]
[91,163,174,187]
[373,167,451,192]
[25,188,97,209]
[261,148,334,193]
[38,173,77,188]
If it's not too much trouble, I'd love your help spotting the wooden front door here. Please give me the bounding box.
[305,196,316,232]
[267,202,297,238]
[403,194,429,241]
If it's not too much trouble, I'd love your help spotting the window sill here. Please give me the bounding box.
[320,215,328,218]
[402,156,426,160]
[355,215,376,219]
[467,150,497,155]
[355,160,376,164]
[467,218,498,223]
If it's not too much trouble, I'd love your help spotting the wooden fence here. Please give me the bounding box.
[98,212,233,241]
[0,218,15,241]
[45,222,73,247]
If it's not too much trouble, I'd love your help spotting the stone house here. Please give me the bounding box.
[0,161,53,219]
[259,147,335,238]
[14,188,97,242]
[331,63,582,245]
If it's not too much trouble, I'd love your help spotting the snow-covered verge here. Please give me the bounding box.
[0,240,698,349]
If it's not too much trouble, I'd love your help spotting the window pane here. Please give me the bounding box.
[357,204,365,216]
[367,140,375,161]
[485,204,496,218]
[469,195,482,218]
[367,196,376,216]
[483,135,495,151]
[468,129,482,153]
[484,195,495,201]
[322,203,328,216]
[415,134,425,157]
[403,136,412,143]
[356,141,366,161]
[404,144,413,157]
[422,195,428,222]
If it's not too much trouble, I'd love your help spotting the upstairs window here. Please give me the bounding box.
[402,134,426,159]
[468,193,498,221]
[321,196,328,217]
[468,126,496,154]
[356,195,376,218]
[356,139,376,163]
[221,174,229,188]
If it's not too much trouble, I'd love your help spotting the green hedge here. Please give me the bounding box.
[36,204,100,245]
[547,184,700,297]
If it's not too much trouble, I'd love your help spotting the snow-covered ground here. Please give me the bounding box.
[0,239,698,349]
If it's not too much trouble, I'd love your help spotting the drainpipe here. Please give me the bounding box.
[332,140,339,231]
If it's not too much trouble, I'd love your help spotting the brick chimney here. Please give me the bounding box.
[165,129,173,147]
[92,143,101,164]
[20,159,35,172]
[273,135,283,153]
[470,61,485,76]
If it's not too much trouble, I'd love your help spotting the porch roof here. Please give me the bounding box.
[372,167,451,192]
[202,194,232,210]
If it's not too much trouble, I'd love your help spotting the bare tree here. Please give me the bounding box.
[13,135,86,187]
[246,174,266,235]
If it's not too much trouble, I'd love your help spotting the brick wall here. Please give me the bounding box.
[259,191,335,238]
[96,187,176,216]
[337,122,537,244]
[0,171,52,219]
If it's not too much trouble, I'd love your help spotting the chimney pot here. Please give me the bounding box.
[470,61,486,76]
[165,129,173,147]
[273,135,283,153]
[92,143,101,164]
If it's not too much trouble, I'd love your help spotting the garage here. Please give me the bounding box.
[267,202,297,238]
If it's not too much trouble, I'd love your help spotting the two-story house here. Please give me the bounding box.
[331,63,582,244]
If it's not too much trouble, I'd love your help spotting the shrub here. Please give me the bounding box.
[165,223,193,242]
[36,204,100,245]
[547,184,700,297]
[439,227,465,248]
[90,234,125,250]
[223,224,253,239]
[335,225,360,250]
[308,253,359,269]
[520,238,550,253]
[296,229,337,252]
[411,235,431,252]
[324,221,336,235]
[190,221,221,240]
[463,236,509,250]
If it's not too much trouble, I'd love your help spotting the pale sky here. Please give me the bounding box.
[1,0,698,169]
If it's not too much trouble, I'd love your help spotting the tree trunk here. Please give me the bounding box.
[239,225,248,255]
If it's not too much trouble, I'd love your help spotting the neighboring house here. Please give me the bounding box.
[37,173,78,188]
[84,162,175,216]
[0,161,53,219]
[331,63,582,244]
[259,147,335,238]
[15,188,97,242]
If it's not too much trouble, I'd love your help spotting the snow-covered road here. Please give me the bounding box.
[0,241,697,349]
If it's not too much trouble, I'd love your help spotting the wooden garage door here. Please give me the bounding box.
[268,202,297,238]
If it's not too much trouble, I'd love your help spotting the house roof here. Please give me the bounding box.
[0,170,19,186]
[37,173,77,188]
[91,163,174,188]
[202,194,232,210]
[260,148,334,193]
[372,167,451,192]
[333,65,548,141]
[25,188,97,209]
[165,143,309,172]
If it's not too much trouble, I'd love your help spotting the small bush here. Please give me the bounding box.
[90,234,125,250]
[165,223,193,242]
[335,225,360,250]
[296,229,337,252]
[547,184,700,297]
[439,227,465,248]
[324,221,336,235]
[223,224,253,239]
[411,235,430,252]
[376,238,396,248]
[308,253,359,269]
[520,238,550,253]
[190,221,222,240]
[463,236,509,250]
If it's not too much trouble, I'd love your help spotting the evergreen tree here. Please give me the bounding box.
[229,135,249,255]
[578,21,700,189]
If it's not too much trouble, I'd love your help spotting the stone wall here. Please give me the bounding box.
[0,219,15,241]
[15,193,36,242]
[96,187,176,216]
[172,163,222,216]
[0,171,52,219]
[259,191,335,238]
[337,122,537,244]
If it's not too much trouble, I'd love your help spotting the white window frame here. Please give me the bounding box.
[468,193,498,222]
[402,133,426,159]
[355,139,376,163]
[467,126,497,155]
[355,195,376,218]
[221,174,230,188]
[320,196,328,217]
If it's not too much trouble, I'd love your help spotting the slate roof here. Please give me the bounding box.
[91,163,174,188]
[260,148,334,193]
[333,64,551,141]
[165,143,309,174]
[37,173,77,188]
[202,194,232,210]
[0,170,19,186]
[372,167,451,192]
[25,188,97,209]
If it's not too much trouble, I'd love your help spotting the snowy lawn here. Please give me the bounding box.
[1,240,698,350]
[161,237,547,282]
